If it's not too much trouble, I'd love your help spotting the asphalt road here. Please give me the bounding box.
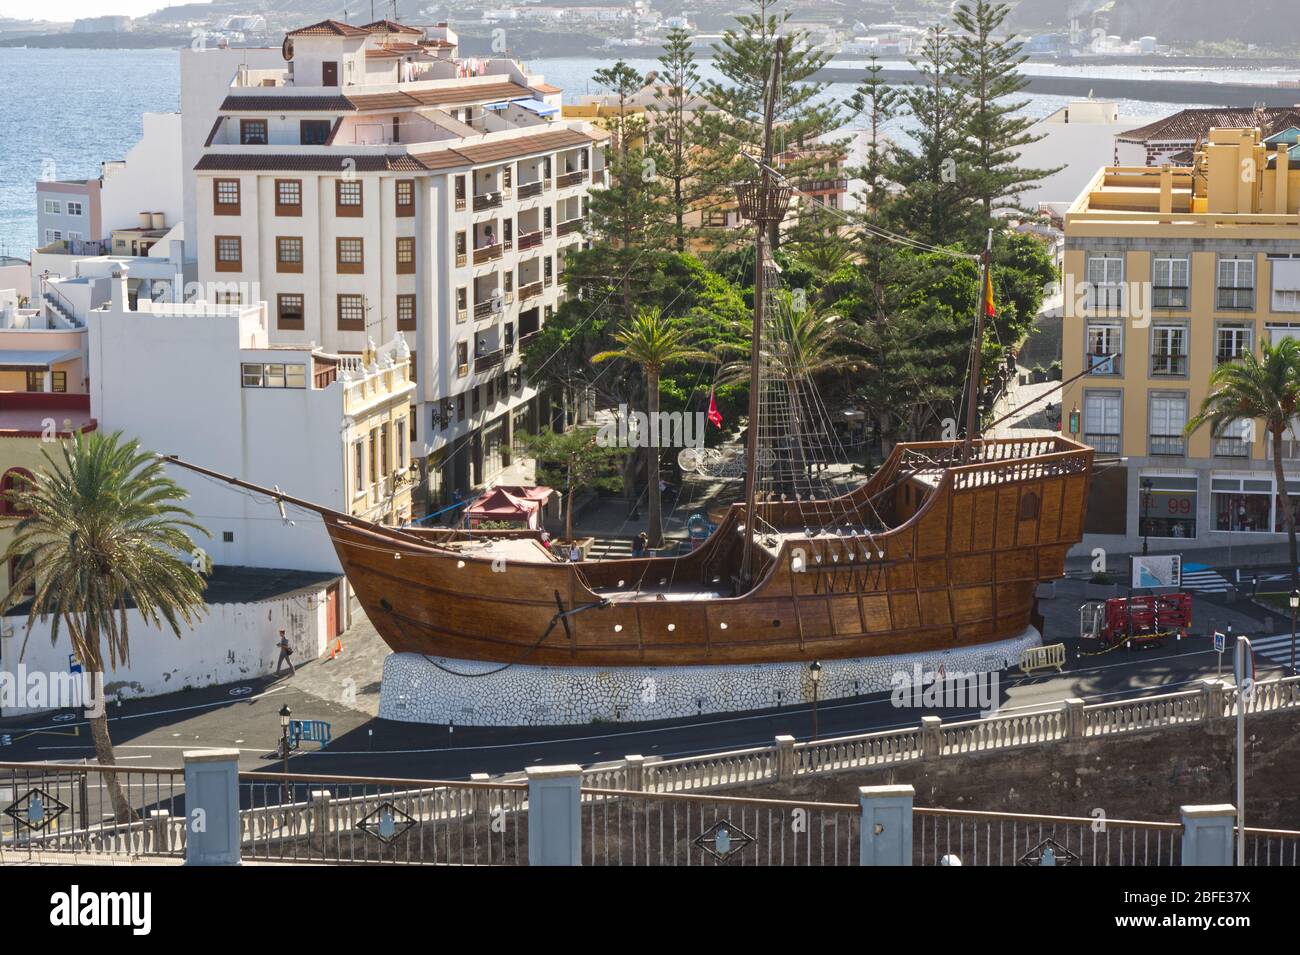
[0,631,1275,782]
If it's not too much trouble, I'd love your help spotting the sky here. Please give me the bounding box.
[0,1,187,21]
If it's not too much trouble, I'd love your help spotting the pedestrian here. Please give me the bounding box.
[632,532,648,558]
[275,630,295,677]
[540,530,552,550]
[569,543,581,562]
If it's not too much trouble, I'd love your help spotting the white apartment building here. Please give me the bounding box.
[193,18,607,508]
[88,267,415,578]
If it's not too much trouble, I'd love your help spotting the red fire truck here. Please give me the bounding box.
[1079,593,1193,647]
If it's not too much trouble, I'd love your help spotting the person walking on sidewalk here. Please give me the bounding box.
[275,630,296,676]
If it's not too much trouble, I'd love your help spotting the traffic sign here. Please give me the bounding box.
[1213,631,1225,653]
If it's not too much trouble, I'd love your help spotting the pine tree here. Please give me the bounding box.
[649,28,717,252]
[887,26,975,247]
[700,0,843,249]
[846,55,900,226]
[952,0,1060,230]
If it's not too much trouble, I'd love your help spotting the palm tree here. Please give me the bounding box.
[593,306,712,547]
[1186,338,1300,641]
[1,431,209,820]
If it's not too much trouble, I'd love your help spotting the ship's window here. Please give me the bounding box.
[1019,491,1040,520]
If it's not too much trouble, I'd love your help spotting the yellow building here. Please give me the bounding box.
[1062,126,1300,551]
[0,394,96,607]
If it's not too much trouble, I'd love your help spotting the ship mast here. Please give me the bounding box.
[737,35,789,587]
[962,227,994,463]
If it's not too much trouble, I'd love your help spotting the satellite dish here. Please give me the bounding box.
[282,36,295,61]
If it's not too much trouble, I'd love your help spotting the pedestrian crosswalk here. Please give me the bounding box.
[1180,563,1232,593]
[1246,633,1299,669]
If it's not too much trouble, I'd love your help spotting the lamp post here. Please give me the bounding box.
[279,704,292,804]
[809,661,822,741]
[1290,590,1299,673]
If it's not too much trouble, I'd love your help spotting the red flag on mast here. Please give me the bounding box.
[706,387,723,428]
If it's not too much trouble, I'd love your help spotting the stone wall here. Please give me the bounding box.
[738,709,1300,830]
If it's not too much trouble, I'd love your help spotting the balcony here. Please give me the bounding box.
[1149,434,1186,456]
[556,170,588,188]
[455,196,467,212]
[1214,436,1251,458]
[518,230,543,251]
[475,349,504,372]
[473,243,503,265]
[474,300,497,319]
[1216,351,1247,365]
[456,252,467,268]
[473,192,503,212]
[520,329,541,348]
[1217,288,1254,310]
[1150,354,1187,376]
[557,217,585,237]
[517,181,543,200]
[1084,433,1120,454]
[799,177,848,193]
[1086,353,1121,376]
[520,282,543,301]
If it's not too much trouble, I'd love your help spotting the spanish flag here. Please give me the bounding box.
[983,268,996,318]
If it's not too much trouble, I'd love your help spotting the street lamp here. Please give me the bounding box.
[809,661,822,741]
[1067,404,1081,438]
[1290,590,1299,673]
[279,704,292,803]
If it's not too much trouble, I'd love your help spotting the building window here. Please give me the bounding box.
[1212,476,1273,532]
[43,199,61,214]
[1083,391,1121,454]
[67,201,83,217]
[25,370,43,392]
[276,236,304,273]
[410,404,418,442]
[457,393,466,421]
[239,119,268,145]
[275,178,302,217]
[215,290,243,306]
[336,179,363,217]
[396,237,415,274]
[1085,323,1122,376]
[277,293,305,330]
[368,428,378,486]
[338,294,365,331]
[396,294,416,331]
[1148,393,1187,456]
[396,179,415,216]
[472,386,481,414]
[1271,257,1300,312]
[1274,479,1300,532]
[440,399,453,430]
[703,209,729,227]
[241,362,306,389]
[1216,325,1252,365]
[455,175,466,210]
[455,231,467,267]
[1085,255,1124,311]
[1141,474,1197,540]
[354,439,365,493]
[1217,257,1255,310]
[456,287,467,322]
[457,341,468,376]
[214,235,242,272]
[0,468,36,517]
[1150,325,1187,376]
[336,237,364,274]
[51,371,67,393]
[1152,256,1189,308]
[213,178,240,215]
[44,229,62,244]
[300,119,331,145]
[396,419,407,470]
[1213,418,1253,458]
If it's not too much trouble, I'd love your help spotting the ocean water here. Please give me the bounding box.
[0,47,1232,260]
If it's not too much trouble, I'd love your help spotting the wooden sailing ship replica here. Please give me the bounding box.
[167,39,1092,671]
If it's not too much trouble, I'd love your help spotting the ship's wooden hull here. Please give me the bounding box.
[326,437,1092,666]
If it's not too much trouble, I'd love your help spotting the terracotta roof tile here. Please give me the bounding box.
[285,19,371,38]
[195,154,419,172]
[362,19,424,35]
[530,83,562,94]
[1118,107,1300,143]
[220,94,352,112]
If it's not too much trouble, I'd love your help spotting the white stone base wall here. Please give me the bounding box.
[378,628,1043,727]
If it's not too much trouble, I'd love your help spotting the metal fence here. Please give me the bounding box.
[0,762,186,860]
[237,772,528,865]
[579,789,859,866]
[1241,827,1300,866]
[914,808,1184,866]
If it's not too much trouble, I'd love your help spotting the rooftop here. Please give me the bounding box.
[1119,106,1300,143]
[0,392,94,438]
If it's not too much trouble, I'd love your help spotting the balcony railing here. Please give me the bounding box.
[519,282,543,301]
[456,252,467,267]
[1149,434,1186,456]
[1214,436,1251,458]
[473,300,497,319]
[557,217,585,237]
[473,192,503,211]
[799,177,848,193]
[544,273,553,288]
[517,230,543,251]
[517,181,543,200]
[1085,287,1125,312]
[456,308,468,323]
[556,170,588,188]
[475,349,504,372]
[1217,288,1254,310]
[1216,351,1246,365]
[1150,354,1187,376]
[519,329,540,347]
[473,243,502,264]
[455,196,466,211]
[1084,433,1121,454]
[1086,353,1121,376]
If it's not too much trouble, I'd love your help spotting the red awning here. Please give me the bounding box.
[465,485,553,529]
